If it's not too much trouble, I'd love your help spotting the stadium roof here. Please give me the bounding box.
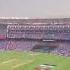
[0,17,70,24]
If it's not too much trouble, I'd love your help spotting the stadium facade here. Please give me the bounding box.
[0,18,70,40]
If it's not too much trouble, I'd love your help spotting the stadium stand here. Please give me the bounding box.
[0,18,70,56]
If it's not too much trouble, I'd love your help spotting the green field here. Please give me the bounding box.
[0,51,70,70]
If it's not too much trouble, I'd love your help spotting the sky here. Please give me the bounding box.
[0,0,70,18]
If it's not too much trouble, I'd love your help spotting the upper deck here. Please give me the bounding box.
[0,18,70,40]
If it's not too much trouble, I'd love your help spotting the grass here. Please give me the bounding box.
[0,51,69,70]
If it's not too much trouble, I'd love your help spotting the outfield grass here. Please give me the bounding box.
[0,51,70,70]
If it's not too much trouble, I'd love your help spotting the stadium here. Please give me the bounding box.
[0,18,70,70]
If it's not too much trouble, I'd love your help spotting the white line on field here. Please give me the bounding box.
[12,60,34,69]
[1,59,17,64]
[30,53,40,56]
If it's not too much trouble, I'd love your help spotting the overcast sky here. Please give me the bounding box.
[0,0,70,18]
